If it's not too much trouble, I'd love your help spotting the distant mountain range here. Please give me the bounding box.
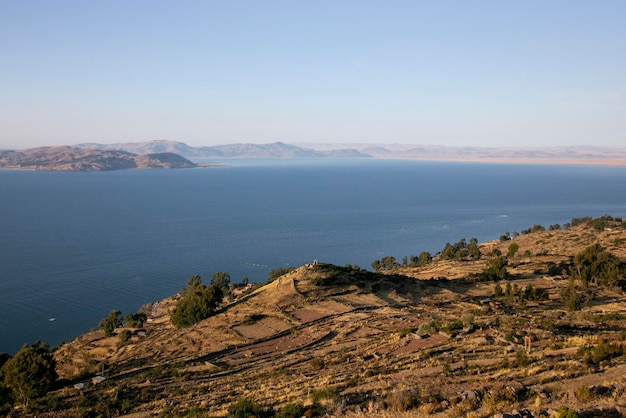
[73,140,626,164]
[74,140,370,159]
[2,141,625,171]
[0,146,197,171]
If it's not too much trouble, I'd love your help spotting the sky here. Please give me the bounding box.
[1,1,625,149]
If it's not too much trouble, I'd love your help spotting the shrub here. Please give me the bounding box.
[417,321,438,337]
[118,329,132,344]
[555,405,579,418]
[515,349,530,367]
[574,385,591,401]
[311,387,339,403]
[560,281,583,311]
[476,256,509,281]
[227,398,271,418]
[275,403,305,418]
[384,389,419,411]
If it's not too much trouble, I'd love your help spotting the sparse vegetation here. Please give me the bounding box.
[1,342,57,409]
[171,275,224,327]
[475,255,509,281]
[7,215,626,417]
[98,309,122,337]
[440,237,481,260]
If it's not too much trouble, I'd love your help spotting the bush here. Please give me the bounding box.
[417,321,438,337]
[384,389,419,411]
[227,398,271,418]
[515,349,530,367]
[311,387,339,403]
[118,329,132,344]
[560,281,583,311]
[555,405,579,418]
[275,403,305,418]
[476,256,509,281]
[507,242,519,258]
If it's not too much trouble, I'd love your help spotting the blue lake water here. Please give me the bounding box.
[1,159,626,354]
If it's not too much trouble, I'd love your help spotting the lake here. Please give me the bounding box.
[1,159,625,354]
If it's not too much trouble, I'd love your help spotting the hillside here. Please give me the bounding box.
[74,140,371,159]
[0,146,198,171]
[3,217,626,417]
[71,140,626,165]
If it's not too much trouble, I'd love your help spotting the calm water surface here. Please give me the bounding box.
[1,159,625,354]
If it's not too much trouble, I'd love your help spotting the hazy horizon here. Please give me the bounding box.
[2,1,625,149]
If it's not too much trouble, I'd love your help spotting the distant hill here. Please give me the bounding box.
[74,140,372,159]
[72,140,626,164]
[0,146,197,171]
[300,142,626,164]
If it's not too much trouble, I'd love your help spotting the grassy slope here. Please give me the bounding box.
[27,221,626,417]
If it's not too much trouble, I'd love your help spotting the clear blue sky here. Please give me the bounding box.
[1,1,625,148]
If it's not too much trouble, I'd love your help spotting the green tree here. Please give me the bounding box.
[507,242,519,258]
[380,256,397,270]
[184,275,203,293]
[494,282,504,297]
[124,312,147,328]
[560,279,583,311]
[1,342,57,408]
[417,251,432,265]
[477,256,509,281]
[371,259,381,271]
[98,310,122,337]
[571,244,622,287]
[171,284,224,328]
[467,237,481,260]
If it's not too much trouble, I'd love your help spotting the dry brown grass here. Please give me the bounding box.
[40,222,626,417]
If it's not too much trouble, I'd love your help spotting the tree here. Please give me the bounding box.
[380,256,397,270]
[467,238,481,260]
[477,256,509,281]
[571,244,622,287]
[99,310,122,337]
[494,282,504,297]
[1,342,57,408]
[507,242,519,258]
[560,279,583,311]
[124,312,147,328]
[184,275,202,293]
[371,259,381,271]
[171,284,224,328]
